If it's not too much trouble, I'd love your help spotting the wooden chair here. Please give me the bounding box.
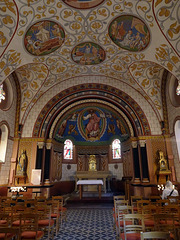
[137,200,150,214]
[0,227,19,240]
[140,231,170,240]
[36,202,55,240]
[116,205,133,238]
[35,196,47,203]
[154,213,177,240]
[142,204,157,231]
[130,196,143,213]
[148,196,161,205]
[167,196,180,204]
[0,213,11,227]
[52,196,67,224]
[19,212,44,240]
[121,213,144,240]
[113,200,129,230]
[113,195,126,213]
[47,200,60,236]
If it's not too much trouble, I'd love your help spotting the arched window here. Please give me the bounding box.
[0,124,8,163]
[112,139,121,159]
[175,120,180,159]
[64,139,73,160]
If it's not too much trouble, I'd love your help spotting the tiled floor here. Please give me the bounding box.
[53,207,116,240]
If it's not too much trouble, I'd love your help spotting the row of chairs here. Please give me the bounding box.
[0,195,67,240]
[113,195,180,240]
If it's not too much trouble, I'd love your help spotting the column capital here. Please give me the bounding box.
[132,141,138,148]
[46,143,52,150]
[37,142,45,149]
[139,140,146,147]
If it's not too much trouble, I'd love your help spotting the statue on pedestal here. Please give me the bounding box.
[88,155,97,171]
[16,149,27,176]
[158,151,169,172]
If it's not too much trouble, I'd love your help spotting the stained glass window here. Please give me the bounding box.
[64,139,73,159]
[0,84,5,103]
[176,81,180,95]
[112,139,121,159]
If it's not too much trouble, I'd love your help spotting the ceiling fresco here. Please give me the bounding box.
[0,0,179,132]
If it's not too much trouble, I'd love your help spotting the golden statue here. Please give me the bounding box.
[16,149,27,176]
[158,151,169,172]
[88,155,97,171]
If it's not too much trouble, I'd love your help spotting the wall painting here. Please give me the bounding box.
[109,15,150,52]
[72,42,105,65]
[54,105,130,144]
[24,20,65,56]
[62,0,105,9]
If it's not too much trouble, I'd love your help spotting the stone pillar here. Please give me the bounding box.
[139,140,149,183]
[37,142,45,184]
[132,141,141,183]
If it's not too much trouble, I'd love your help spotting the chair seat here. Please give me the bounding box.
[121,232,141,240]
[59,207,67,212]
[0,220,7,225]
[21,230,44,239]
[0,233,14,239]
[38,219,54,227]
[144,219,155,227]
[12,220,30,227]
[51,213,60,218]
[116,220,132,227]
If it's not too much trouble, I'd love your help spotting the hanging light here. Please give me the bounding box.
[0,84,5,103]
[176,80,180,95]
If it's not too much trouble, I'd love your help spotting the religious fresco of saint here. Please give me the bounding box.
[62,0,105,9]
[54,106,130,144]
[71,42,106,65]
[109,15,150,52]
[24,20,65,56]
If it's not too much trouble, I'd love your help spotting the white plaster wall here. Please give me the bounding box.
[0,76,17,184]
[22,75,162,137]
[109,163,123,180]
[61,164,77,181]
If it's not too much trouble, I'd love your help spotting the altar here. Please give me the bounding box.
[75,171,111,193]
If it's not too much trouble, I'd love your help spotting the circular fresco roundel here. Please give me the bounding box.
[62,0,105,9]
[78,107,107,142]
[109,15,150,52]
[72,42,106,65]
[24,20,65,56]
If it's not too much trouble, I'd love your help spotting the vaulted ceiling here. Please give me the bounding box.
[0,0,179,139]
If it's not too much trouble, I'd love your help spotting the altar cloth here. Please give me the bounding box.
[77,180,103,185]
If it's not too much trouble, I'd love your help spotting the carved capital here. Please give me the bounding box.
[132,141,138,148]
[37,142,45,149]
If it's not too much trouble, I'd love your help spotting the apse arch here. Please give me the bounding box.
[49,99,134,144]
[32,84,151,138]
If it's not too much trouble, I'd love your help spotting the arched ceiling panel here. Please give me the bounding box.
[32,84,151,138]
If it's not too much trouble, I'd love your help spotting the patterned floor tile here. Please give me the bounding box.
[48,208,116,240]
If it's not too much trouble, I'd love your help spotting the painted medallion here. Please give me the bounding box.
[109,15,150,52]
[62,0,105,9]
[24,20,65,56]
[72,42,105,65]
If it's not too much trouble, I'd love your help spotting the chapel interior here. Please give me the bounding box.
[0,0,180,204]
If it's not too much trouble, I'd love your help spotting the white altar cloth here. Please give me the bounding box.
[77,180,103,185]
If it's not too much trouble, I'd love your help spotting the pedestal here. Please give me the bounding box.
[157,170,171,184]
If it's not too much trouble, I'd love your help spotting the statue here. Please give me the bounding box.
[16,149,27,176]
[88,155,97,171]
[158,151,169,171]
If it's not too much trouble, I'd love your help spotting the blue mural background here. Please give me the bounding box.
[54,106,130,145]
